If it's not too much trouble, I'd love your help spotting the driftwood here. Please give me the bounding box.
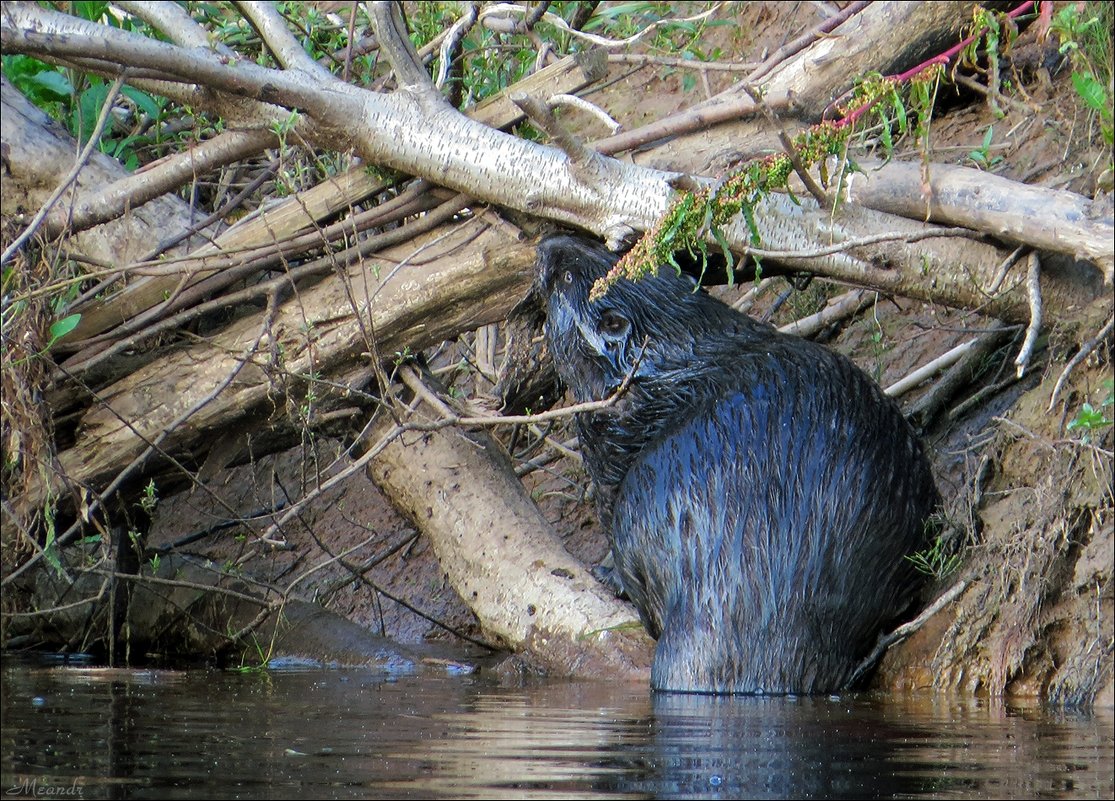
[366,386,653,679]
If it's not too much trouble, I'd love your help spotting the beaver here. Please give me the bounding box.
[537,234,940,694]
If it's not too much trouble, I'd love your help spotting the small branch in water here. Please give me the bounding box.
[848,579,968,688]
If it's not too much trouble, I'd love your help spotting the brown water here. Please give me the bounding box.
[2,654,1112,800]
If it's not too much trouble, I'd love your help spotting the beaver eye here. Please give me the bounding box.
[598,310,630,339]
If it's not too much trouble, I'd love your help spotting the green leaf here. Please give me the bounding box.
[29,70,73,99]
[1072,72,1111,118]
[73,1,109,22]
[893,94,908,134]
[710,226,735,285]
[74,81,110,143]
[879,114,893,156]
[48,313,82,346]
[122,86,162,120]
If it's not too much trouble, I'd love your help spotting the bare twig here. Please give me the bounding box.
[512,92,595,166]
[777,289,875,339]
[398,337,648,430]
[238,1,336,79]
[607,53,761,72]
[57,190,464,377]
[885,339,981,398]
[953,72,1037,117]
[368,1,438,93]
[593,93,778,156]
[1047,314,1115,412]
[744,0,872,84]
[1014,251,1043,377]
[744,225,983,262]
[906,325,1017,426]
[435,3,478,90]
[1,579,109,618]
[116,1,227,52]
[0,293,284,588]
[985,245,1027,296]
[848,579,970,687]
[479,2,720,48]
[45,129,274,239]
[547,93,621,135]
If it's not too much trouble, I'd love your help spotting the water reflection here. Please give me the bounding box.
[2,655,1112,800]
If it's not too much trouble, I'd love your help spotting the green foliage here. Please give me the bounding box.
[1,59,170,171]
[4,311,82,367]
[906,535,963,580]
[593,122,849,299]
[1051,2,1114,146]
[46,314,82,349]
[41,500,65,578]
[1067,379,1115,440]
[967,125,1003,170]
[138,479,159,516]
[962,6,1020,120]
[2,1,174,170]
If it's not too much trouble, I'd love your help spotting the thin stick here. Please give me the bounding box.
[1014,251,1043,377]
[1047,314,1115,411]
[847,579,969,687]
[1,75,126,267]
[885,339,980,398]
[743,83,828,205]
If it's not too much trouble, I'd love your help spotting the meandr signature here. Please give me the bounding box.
[4,778,84,798]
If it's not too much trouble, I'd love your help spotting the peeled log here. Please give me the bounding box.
[0,76,205,266]
[846,160,1115,282]
[764,0,983,119]
[366,413,654,680]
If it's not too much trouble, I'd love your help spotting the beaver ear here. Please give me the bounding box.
[597,309,630,341]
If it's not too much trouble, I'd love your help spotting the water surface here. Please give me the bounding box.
[2,654,1112,799]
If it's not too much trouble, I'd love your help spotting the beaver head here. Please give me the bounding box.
[535,234,774,491]
[536,234,771,402]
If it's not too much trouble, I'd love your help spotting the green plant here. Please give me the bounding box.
[1051,2,1115,146]
[906,535,963,579]
[967,125,1004,170]
[41,498,65,578]
[230,634,272,673]
[138,478,158,515]
[1067,379,1114,440]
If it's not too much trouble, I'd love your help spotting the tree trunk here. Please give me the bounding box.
[366,402,653,679]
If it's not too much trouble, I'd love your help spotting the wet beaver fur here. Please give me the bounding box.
[537,234,941,694]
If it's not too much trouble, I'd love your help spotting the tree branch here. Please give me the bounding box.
[115,0,227,52]
[1,75,125,267]
[237,1,336,80]
[43,128,275,239]
[367,1,439,95]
